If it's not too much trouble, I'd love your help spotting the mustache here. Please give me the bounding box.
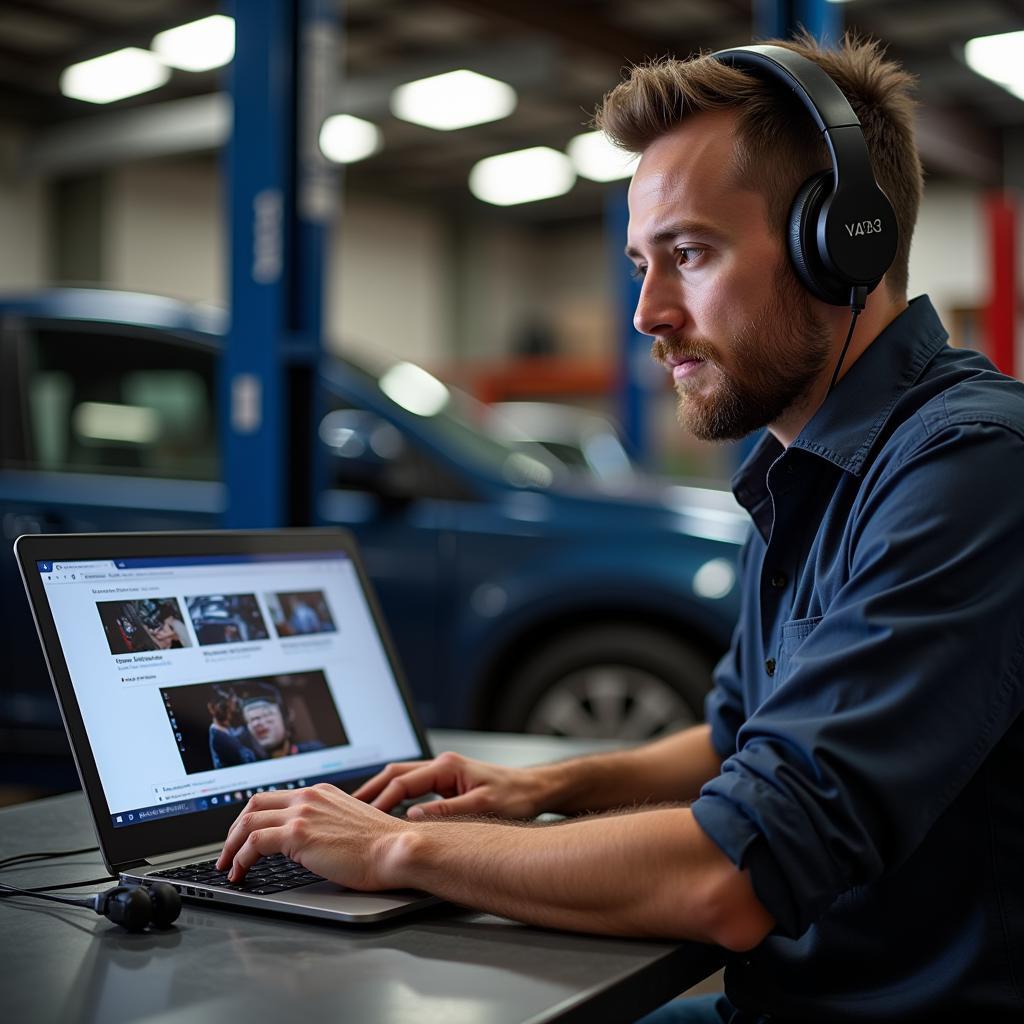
[650,337,718,366]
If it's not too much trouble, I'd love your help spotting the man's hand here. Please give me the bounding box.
[216,784,409,889]
[352,750,549,819]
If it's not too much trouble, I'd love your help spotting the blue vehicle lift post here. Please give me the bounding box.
[611,0,842,469]
[224,0,337,528]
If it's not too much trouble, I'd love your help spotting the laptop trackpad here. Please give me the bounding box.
[272,880,437,919]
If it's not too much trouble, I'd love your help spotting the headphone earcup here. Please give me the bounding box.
[101,885,153,932]
[788,171,852,305]
[145,881,182,928]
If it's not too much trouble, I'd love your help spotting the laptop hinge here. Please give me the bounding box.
[145,842,223,867]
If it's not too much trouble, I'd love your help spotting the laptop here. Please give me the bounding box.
[15,529,440,924]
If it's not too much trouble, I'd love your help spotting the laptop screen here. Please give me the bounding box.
[35,549,422,832]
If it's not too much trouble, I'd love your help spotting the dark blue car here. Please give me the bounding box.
[0,289,746,780]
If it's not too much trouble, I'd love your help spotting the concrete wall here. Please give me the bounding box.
[906,183,987,340]
[0,124,48,290]
[105,160,226,307]
[97,159,453,367]
[330,196,452,365]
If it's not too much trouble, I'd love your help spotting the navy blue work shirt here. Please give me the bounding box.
[690,296,1024,1021]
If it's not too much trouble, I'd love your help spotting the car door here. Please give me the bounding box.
[315,399,473,726]
[0,315,223,770]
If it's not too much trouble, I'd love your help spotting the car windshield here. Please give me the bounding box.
[323,353,564,488]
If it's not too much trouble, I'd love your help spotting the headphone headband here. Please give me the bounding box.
[713,45,859,132]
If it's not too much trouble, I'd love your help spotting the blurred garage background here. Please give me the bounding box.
[0,0,1021,799]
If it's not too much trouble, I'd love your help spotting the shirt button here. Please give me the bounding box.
[769,571,787,589]
[765,658,776,677]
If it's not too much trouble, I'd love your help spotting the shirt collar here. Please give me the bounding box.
[732,295,948,513]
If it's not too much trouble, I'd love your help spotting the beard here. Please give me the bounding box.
[651,268,831,441]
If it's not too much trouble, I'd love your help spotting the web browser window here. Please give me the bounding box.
[37,552,421,829]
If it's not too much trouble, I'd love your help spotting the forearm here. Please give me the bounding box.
[534,724,723,815]
[385,805,771,949]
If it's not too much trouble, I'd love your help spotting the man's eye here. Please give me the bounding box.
[630,265,647,281]
[676,247,703,265]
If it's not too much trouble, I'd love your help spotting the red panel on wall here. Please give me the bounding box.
[984,191,1018,378]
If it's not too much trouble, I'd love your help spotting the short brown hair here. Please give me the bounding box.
[594,34,923,297]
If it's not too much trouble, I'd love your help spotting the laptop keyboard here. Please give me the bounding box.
[153,853,324,896]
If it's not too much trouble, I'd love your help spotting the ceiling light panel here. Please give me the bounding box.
[60,48,170,104]
[152,15,235,73]
[567,131,639,182]
[469,147,575,206]
[319,114,381,164]
[391,69,517,131]
[965,30,1024,101]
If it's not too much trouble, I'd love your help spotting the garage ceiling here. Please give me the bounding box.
[1,0,1023,224]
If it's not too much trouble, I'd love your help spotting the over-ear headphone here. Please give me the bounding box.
[0,880,181,932]
[712,44,898,307]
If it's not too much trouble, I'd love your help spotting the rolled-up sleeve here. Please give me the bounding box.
[692,418,1024,938]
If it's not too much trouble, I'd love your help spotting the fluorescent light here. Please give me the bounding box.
[391,69,516,131]
[153,15,235,73]
[469,147,575,206]
[567,131,639,182]
[319,114,381,164]
[379,363,450,417]
[60,48,170,105]
[965,31,1024,101]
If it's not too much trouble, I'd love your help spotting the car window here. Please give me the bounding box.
[321,399,475,502]
[15,324,219,481]
[323,356,563,488]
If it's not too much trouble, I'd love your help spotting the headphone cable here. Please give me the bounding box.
[0,846,111,901]
[0,846,99,871]
[0,881,100,907]
[827,285,868,396]
[0,877,116,899]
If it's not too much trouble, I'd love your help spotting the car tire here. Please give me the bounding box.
[492,625,715,740]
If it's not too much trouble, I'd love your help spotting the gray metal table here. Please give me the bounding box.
[1,730,723,1024]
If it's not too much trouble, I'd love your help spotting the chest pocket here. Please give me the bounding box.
[776,615,824,684]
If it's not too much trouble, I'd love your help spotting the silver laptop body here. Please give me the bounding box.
[16,529,439,924]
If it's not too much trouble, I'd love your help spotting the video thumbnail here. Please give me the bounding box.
[186,593,270,646]
[265,591,337,638]
[97,598,192,655]
[160,671,348,775]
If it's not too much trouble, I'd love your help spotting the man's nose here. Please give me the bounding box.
[633,272,685,337]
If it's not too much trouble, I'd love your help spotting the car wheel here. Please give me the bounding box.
[493,625,714,740]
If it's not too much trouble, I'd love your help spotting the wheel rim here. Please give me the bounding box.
[524,665,699,740]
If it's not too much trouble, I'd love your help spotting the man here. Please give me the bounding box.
[240,687,325,759]
[207,692,264,769]
[218,35,1024,1021]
